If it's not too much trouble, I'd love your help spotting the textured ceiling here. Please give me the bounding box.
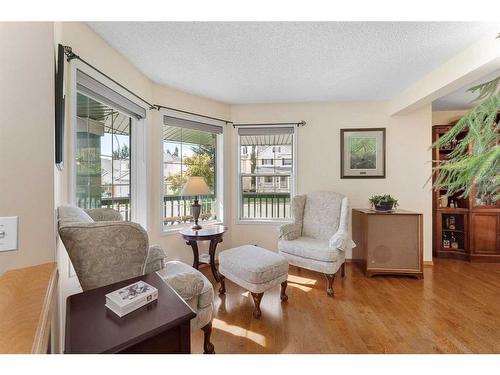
[433,69,500,110]
[88,22,499,104]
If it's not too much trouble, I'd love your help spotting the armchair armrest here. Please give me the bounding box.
[328,196,355,252]
[157,268,204,300]
[279,223,302,241]
[84,208,123,222]
[329,230,353,252]
[143,245,167,274]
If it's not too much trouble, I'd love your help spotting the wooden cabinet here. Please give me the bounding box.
[352,209,423,278]
[470,212,500,261]
[432,125,500,262]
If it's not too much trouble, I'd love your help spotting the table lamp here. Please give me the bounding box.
[181,176,210,230]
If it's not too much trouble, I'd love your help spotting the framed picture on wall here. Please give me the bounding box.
[340,128,386,178]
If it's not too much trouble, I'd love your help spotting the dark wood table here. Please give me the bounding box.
[180,225,226,282]
[65,273,196,354]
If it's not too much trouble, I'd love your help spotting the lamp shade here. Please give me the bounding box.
[181,176,210,196]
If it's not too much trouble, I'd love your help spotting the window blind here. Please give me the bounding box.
[163,115,224,134]
[237,126,294,136]
[76,70,147,119]
[238,126,294,146]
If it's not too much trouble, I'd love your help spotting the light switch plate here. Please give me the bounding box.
[0,216,18,252]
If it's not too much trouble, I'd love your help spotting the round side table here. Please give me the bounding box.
[179,225,226,282]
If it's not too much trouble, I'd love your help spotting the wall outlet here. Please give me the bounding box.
[0,216,18,252]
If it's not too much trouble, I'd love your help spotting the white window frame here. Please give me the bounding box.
[235,125,298,225]
[159,109,225,235]
[68,61,148,229]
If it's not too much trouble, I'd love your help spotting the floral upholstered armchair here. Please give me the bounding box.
[278,191,355,297]
[57,205,215,354]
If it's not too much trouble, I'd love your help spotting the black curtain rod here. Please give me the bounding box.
[62,45,233,124]
[63,46,156,110]
[232,121,306,128]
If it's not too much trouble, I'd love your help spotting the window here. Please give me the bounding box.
[162,115,224,230]
[74,70,146,223]
[237,126,295,221]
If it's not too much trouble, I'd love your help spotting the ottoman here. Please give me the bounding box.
[218,245,289,318]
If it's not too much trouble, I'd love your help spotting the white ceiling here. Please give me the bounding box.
[88,22,499,104]
[433,69,500,110]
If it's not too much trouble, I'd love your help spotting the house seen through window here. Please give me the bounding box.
[238,126,295,221]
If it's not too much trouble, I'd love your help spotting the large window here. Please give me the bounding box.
[74,70,146,222]
[162,115,223,230]
[76,93,132,220]
[237,126,295,221]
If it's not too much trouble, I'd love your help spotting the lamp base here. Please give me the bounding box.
[192,198,202,230]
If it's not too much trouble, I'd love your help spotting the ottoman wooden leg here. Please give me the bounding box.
[325,274,335,297]
[251,292,264,319]
[201,322,215,354]
[218,276,226,295]
[280,281,288,301]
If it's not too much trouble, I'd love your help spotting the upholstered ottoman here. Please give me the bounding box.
[218,245,289,318]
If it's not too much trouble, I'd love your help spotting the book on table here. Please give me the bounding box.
[105,280,158,317]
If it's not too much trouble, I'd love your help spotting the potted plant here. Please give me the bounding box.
[369,194,399,212]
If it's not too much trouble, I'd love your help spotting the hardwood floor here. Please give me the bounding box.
[192,259,500,353]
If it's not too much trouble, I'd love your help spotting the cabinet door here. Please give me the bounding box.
[470,213,499,254]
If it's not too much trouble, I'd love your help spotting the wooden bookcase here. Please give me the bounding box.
[432,124,500,262]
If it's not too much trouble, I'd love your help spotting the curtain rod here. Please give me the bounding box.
[232,121,306,128]
[63,46,156,110]
[63,45,233,124]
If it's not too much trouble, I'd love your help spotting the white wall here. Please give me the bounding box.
[229,102,433,261]
[432,110,467,125]
[0,22,55,274]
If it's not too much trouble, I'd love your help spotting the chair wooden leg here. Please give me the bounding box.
[201,322,215,354]
[218,275,226,295]
[325,274,335,297]
[341,263,346,278]
[251,292,264,319]
[280,281,288,301]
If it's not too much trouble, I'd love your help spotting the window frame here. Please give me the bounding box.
[69,61,148,229]
[235,125,298,225]
[159,109,226,235]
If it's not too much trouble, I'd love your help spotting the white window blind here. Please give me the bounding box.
[76,70,147,119]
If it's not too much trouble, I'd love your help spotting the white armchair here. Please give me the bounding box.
[278,191,355,296]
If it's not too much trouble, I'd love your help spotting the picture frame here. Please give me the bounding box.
[340,128,386,178]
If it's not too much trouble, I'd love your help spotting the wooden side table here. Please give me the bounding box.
[180,225,226,282]
[65,273,196,354]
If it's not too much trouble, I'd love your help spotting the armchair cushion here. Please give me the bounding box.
[85,208,124,222]
[58,205,94,227]
[278,236,342,263]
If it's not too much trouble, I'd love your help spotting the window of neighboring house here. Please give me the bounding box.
[75,92,133,220]
[238,126,296,221]
[162,115,224,230]
[74,70,147,222]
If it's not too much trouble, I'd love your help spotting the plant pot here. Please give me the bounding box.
[374,202,395,212]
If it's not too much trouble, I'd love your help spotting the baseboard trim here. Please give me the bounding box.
[424,261,434,266]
